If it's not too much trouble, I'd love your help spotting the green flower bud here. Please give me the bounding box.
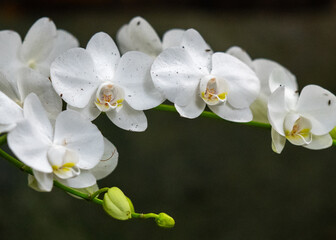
[330,126,336,139]
[103,187,132,220]
[155,212,175,228]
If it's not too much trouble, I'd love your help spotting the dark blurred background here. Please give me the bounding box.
[0,1,336,240]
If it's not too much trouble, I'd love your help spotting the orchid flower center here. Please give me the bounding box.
[47,145,80,179]
[95,82,124,112]
[200,75,228,106]
[27,59,37,69]
[284,115,312,146]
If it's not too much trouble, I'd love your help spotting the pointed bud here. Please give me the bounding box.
[155,212,175,228]
[102,187,132,220]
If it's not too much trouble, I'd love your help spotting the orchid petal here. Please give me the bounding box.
[151,47,204,106]
[53,110,104,170]
[226,46,253,69]
[18,68,62,121]
[0,30,22,70]
[304,134,333,150]
[267,86,288,136]
[296,85,336,135]
[7,120,52,173]
[211,52,260,109]
[116,16,162,56]
[180,29,212,73]
[31,170,54,192]
[58,171,96,189]
[0,91,23,125]
[51,47,100,108]
[271,128,286,154]
[162,29,185,49]
[91,137,118,181]
[115,51,165,110]
[21,17,57,63]
[67,94,101,121]
[106,102,147,132]
[86,32,120,81]
[23,93,53,139]
[175,91,206,119]
[209,103,253,122]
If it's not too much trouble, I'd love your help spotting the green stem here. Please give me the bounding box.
[90,187,109,201]
[131,212,158,219]
[154,104,336,145]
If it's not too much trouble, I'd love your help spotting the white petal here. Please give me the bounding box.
[58,170,96,188]
[116,16,162,56]
[250,97,269,124]
[51,47,100,108]
[7,120,52,173]
[271,128,286,154]
[17,68,62,121]
[226,46,253,69]
[86,32,120,80]
[53,110,104,170]
[67,95,101,121]
[106,102,147,132]
[267,86,288,136]
[0,71,20,103]
[31,170,54,192]
[304,134,333,150]
[269,68,298,93]
[209,103,253,122]
[175,90,206,119]
[114,51,165,110]
[23,93,53,139]
[0,91,23,125]
[91,137,118,181]
[253,59,295,95]
[0,123,17,134]
[21,17,57,63]
[180,29,212,73]
[211,52,260,109]
[162,29,185,49]
[151,47,204,106]
[296,85,336,135]
[0,30,22,77]
[39,29,79,76]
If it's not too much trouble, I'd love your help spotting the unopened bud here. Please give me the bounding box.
[155,212,175,228]
[103,187,132,220]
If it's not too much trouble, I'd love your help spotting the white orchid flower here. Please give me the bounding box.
[227,46,297,123]
[0,17,78,82]
[0,69,62,133]
[51,32,164,131]
[7,93,105,192]
[117,16,185,57]
[268,80,336,153]
[151,29,260,122]
[28,137,118,193]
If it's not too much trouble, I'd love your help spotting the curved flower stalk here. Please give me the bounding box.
[268,81,336,153]
[117,16,185,57]
[0,70,61,133]
[0,17,78,81]
[227,46,297,123]
[7,93,105,191]
[51,32,165,131]
[151,29,260,122]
